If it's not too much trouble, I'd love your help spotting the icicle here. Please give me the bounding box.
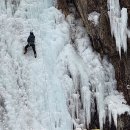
[81,86,91,128]
[72,93,80,119]
[108,109,112,127]
[121,8,128,53]
[127,29,130,38]
[108,0,128,57]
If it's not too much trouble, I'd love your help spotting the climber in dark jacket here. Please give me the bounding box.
[24,32,37,58]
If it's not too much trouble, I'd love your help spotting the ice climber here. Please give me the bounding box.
[24,32,37,58]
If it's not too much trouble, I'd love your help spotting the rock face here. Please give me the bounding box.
[58,0,130,129]
[73,0,130,104]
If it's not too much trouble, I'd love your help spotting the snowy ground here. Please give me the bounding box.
[0,0,129,130]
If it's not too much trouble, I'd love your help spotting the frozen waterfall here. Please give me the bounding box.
[0,0,129,130]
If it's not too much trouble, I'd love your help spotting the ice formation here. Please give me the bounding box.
[107,0,128,56]
[57,13,130,130]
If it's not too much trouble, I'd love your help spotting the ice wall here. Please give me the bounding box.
[0,0,72,130]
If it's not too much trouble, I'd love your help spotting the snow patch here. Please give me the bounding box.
[88,11,100,26]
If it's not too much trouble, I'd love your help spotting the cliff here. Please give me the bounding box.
[57,0,130,129]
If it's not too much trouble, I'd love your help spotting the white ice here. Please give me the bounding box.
[0,0,72,130]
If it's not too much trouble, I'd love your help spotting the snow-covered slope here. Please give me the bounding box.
[0,0,129,130]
